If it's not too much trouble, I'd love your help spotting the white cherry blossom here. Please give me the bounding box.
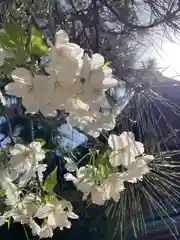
[65,169,104,204]
[102,173,125,202]
[64,97,90,112]
[89,172,125,204]
[65,165,125,205]
[21,193,41,217]
[4,181,20,206]
[3,193,41,233]
[36,163,48,182]
[75,53,118,103]
[90,184,107,205]
[55,30,83,60]
[64,157,77,172]
[36,199,78,230]
[67,112,95,130]
[9,142,46,185]
[43,30,85,110]
[10,142,45,167]
[47,30,83,84]
[4,208,30,224]
[108,132,144,167]
[64,165,95,199]
[68,110,116,137]
[0,170,20,206]
[5,68,56,115]
[55,30,69,48]
[29,218,41,236]
[39,225,53,238]
[124,155,154,183]
[86,113,116,137]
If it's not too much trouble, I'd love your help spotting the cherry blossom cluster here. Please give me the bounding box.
[64,131,154,205]
[0,28,155,238]
[0,133,154,238]
[2,30,120,137]
[0,141,78,238]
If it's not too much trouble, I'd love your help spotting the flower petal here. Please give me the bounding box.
[102,66,113,77]
[108,134,118,150]
[109,149,136,167]
[76,178,94,193]
[39,225,53,239]
[64,173,77,182]
[29,219,41,236]
[65,98,89,112]
[0,216,5,226]
[47,213,57,229]
[109,151,121,167]
[79,54,91,82]
[10,144,27,155]
[29,141,41,151]
[36,204,53,219]
[89,68,104,88]
[103,77,118,88]
[142,154,154,163]
[55,30,69,49]
[11,68,32,84]
[91,53,104,70]
[5,82,28,97]
[120,132,135,146]
[76,166,88,179]
[58,43,83,59]
[33,75,54,103]
[130,141,144,156]
[0,91,6,106]
[18,164,34,187]
[120,149,136,167]
[91,185,105,205]
[67,212,79,219]
[65,161,77,172]
[22,95,40,114]
[125,160,150,183]
[109,132,135,151]
[48,51,79,83]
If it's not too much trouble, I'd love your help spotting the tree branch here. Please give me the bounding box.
[101,0,180,30]
[92,0,100,52]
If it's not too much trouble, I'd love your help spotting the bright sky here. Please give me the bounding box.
[134,26,180,80]
[133,1,180,81]
[156,40,180,80]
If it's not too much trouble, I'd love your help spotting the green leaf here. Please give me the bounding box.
[4,23,27,46]
[44,218,48,225]
[0,24,29,64]
[43,167,57,192]
[33,139,46,147]
[0,32,16,50]
[8,217,11,229]
[99,164,107,179]
[30,26,48,56]
[0,146,10,165]
[44,195,50,202]
[104,61,111,67]
[44,194,56,202]
[0,190,5,197]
